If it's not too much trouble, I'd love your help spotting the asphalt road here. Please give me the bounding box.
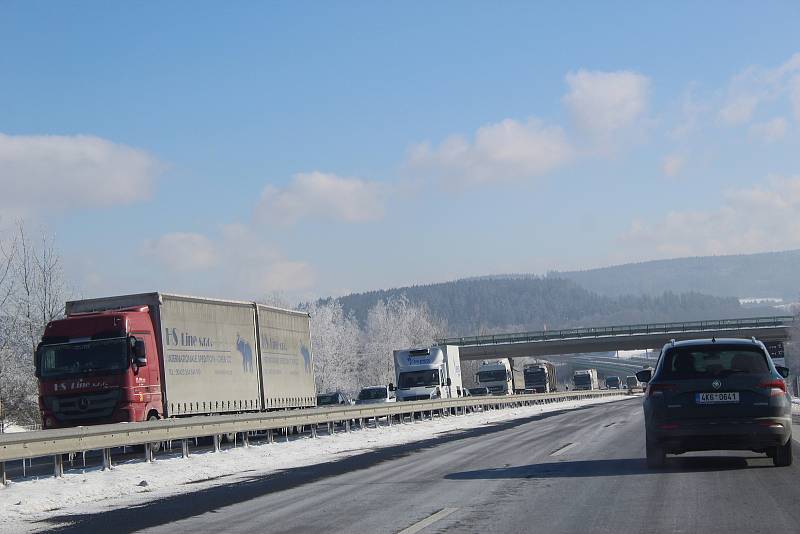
[41,397,800,534]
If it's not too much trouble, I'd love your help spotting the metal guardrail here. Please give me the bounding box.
[438,315,795,347]
[0,390,625,483]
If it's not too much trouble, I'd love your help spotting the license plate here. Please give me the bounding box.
[696,392,739,404]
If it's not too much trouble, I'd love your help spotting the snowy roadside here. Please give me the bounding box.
[1,394,636,532]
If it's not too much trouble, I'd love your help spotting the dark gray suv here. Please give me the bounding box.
[637,338,792,468]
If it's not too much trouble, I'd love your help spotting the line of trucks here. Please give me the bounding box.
[34,291,610,431]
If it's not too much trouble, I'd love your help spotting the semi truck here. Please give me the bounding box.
[35,292,316,429]
[523,361,558,393]
[475,359,524,395]
[393,345,463,401]
[572,368,599,391]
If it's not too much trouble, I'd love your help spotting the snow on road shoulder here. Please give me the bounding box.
[1,394,634,532]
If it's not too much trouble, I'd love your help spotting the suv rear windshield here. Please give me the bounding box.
[660,345,770,379]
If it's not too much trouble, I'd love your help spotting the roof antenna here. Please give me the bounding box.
[711,336,716,343]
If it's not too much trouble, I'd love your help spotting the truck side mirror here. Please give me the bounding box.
[133,339,147,367]
[635,369,651,383]
[446,378,452,387]
[388,382,395,392]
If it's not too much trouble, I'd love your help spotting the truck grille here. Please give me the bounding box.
[402,395,431,401]
[49,389,121,421]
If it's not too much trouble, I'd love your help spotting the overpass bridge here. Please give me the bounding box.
[439,316,795,361]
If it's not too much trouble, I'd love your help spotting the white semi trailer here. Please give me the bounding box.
[524,361,558,393]
[476,359,524,395]
[572,368,599,391]
[393,345,463,401]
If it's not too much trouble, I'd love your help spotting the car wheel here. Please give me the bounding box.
[772,439,793,467]
[646,442,666,468]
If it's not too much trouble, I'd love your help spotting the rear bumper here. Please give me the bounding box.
[648,417,792,452]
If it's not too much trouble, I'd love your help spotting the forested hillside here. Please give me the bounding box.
[550,249,800,300]
[328,277,774,337]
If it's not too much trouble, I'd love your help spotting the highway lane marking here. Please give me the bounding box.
[550,442,579,456]
[398,507,459,534]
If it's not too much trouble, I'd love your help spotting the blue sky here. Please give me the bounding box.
[2,2,800,301]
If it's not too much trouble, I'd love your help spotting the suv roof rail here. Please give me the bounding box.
[670,338,676,347]
[751,336,758,344]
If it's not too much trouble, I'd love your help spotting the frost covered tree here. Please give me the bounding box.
[0,223,69,428]
[361,295,445,387]
[305,300,362,395]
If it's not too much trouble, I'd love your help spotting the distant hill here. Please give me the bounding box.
[549,250,800,301]
[328,277,774,337]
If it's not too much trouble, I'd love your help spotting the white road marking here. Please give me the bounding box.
[550,442,579,456]
[398,507,459,534]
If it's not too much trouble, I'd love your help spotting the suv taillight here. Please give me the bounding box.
[758,379,786,396]
[647,383,677,397]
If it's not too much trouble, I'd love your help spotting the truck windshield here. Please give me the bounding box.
[398,370,440,388]
[358,388,387,400]
[574,375,591,385]
[477,370,506,382]
[38,337,129,379]
[606,377,620,386]
[525,368,546,378]
[317,393,339,405]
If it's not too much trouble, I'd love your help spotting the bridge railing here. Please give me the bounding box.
[438,315,795,347]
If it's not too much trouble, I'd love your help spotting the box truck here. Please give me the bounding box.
[475,359,524,395]
[393,345,463,401]
[572,368,599,391]
[523,361,558,393]
[35,292,315,429]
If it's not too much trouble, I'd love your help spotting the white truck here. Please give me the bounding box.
[523,361,558,393]
[475,359,524,395]
[393,345,463,401]
[572,368,599,391]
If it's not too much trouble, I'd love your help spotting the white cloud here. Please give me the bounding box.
[256,172,384,224]
[790,76,800,122]
[719,95,759,125]
[749,117,788,142]
[562,69,651,139]
[662,154,685,177]
[139,224,316,296]
[408,117,573,186]
[0,133,160,217]
[620,176,800,258]
[718,53,800,126]
[141,233,217,272]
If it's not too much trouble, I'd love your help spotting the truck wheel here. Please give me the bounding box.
[646,442,665,468]
[772,439,793,467]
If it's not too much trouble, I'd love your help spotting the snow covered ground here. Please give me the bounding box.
[1,394,633,532]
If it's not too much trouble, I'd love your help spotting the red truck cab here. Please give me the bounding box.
[36,306,163,429]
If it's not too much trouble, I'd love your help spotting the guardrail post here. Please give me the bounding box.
[268,429,274,443]
[346,420,351,432]
[213,434,221,452]
[144,443,154,462]
[1,462,6,485]
[181,439,189,458]
[53,455,64,478]
[359,418,364,429]
[311,425,317,438]
[102,448,113,470]
[285,428,290,443]
[243,431,251,447]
